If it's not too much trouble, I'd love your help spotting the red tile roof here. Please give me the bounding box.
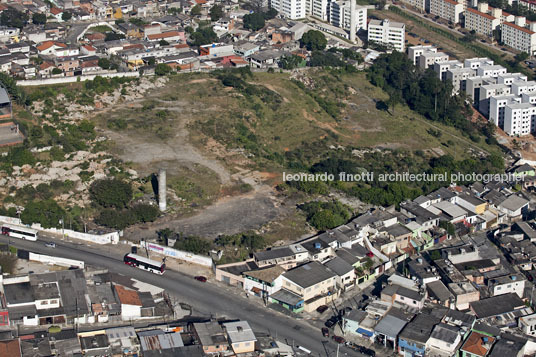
[467,8,497,20]
[115,285,142,306]
[461,331,495,357]
[82,44,96,51]
[147,31,181,40]
[50,7,62,15]
[503,21,535,34]
[36,41,67,51]
[0,339,21,357]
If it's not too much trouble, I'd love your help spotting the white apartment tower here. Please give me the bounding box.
[430,0,464,24]
[329,1,367,36]
[270,0,306,19]
[367,19,405,52]
[501,17,536,55]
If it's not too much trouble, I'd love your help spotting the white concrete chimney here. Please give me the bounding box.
[158,168,167,212]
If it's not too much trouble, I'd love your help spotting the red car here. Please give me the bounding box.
[194,276,207,282]
[332,335,345,344]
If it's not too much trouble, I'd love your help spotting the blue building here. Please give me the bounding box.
[398,312,442,356]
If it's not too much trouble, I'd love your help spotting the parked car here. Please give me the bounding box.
[194,276,207,282]
[321,327,329,337]
[45,242,56,248]
[359,346,376,356]
[332,335,345,344]
[316,305,329,313]
[324,319,336,328]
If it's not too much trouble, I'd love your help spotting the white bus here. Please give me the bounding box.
[123,253,166,275]
[1,224,38,241]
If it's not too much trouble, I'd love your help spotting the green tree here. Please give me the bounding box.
[21,200,66,229]
[191,4,202,16]
[0,9,28,29]
[155,63,172,76]
[157,228,174,245]
[279,55,303,69]
[61,11,72,21]
[243,12,265,31]
[190,27,218,46]
[98,58,111,69]
[300,30,327,51]
[210,5,224,21]
[174,235,212,254]
[32,12,46,25]
[51,68,62,75]
[89,179,133,208]
[515,52,529,63]
[105,32,125,41]
[131,204,159,222]
[159,39,169,46]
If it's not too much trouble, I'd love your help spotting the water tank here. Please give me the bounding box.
[314,242,321,249]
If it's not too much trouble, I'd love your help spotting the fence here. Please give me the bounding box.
[29,252,84,268]
[17,72,140,86]
[145,243,213,268]
[0,216,120,245]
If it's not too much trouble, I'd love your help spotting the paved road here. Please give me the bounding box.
[1,235,363,357]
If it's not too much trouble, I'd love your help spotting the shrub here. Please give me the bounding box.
[89,179,132,208]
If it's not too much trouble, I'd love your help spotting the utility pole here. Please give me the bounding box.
[336,342,340,357]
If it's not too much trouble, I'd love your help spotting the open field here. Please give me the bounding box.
[94,69,502,241]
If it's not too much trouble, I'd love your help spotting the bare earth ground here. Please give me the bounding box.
[95,90,283,241]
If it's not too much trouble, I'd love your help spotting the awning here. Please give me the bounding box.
[356,328,373,337]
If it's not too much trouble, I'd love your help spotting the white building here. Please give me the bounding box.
[465,7,500,36]
[488,274,526,298]
[434,59,463,80]
[501,19,536,56]
[329,1,367,33]
[446,67,475,93]
[400,0,427,12]
[519,313,536,336]
[512,80,536,96]
[504,102,536,136]
[309,0,330,20]
[426,324,462,356]
[418,51,449,70]
[430,0,464,24]
[367,19,405,52]
[489,94,520,128]
[408,45,437,65]
[270,0,306,19]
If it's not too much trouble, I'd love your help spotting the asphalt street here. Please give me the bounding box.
[0,234,364,357]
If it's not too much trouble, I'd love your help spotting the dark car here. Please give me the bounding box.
[316,305,329,313]
[194,276,207,282]
[332,335,345,344]
[321,327,329,337]
[360,347,376,357]
[324,319,336,328]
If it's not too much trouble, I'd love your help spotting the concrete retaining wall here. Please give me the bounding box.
[29,252,84,268]
[0,216,120,244]
[17,72,140,86]
[145,243,213,267]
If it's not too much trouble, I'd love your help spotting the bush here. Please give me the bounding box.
[299,200,352,231]
[89,179,132,208]
[174,235,212,254]
[155,63,172,76]
[21,200,66,228]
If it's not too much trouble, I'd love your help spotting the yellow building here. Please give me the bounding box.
[272,261,338,313]
[223,321,256,354]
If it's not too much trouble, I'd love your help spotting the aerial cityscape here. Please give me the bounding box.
[1,0,536,355]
